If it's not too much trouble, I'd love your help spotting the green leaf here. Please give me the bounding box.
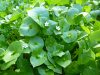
[90,10,100,19]
[72,4,82,13]
[2,41,22,62]
[77,31,87,41]
[45,37,57,52]
[28,7,49,27]
[59,19,70,32]
[10,9,22,21]
[19,17,40,36]
[30,47,47,67]
[81,26,90,34]
[16,56,34,75]
[1,59,17,70]
[66,8,79,24]
[29,36,44,51]
[64,61,80,75]
[55,51,71,68]
[83,6,91,13]
[45,59,62,74]
[61,30,77,43]
[77,40,87,64]
[89,30,100,47]
[93,20,100,31]
[82,59,99,75]
[38,65,54,75]
[74,14,83,24]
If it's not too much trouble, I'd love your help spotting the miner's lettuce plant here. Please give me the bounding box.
[0,0,100,75]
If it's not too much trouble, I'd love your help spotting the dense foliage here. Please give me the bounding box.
[0,0,100,75]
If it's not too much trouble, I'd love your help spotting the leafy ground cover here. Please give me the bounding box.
[0,0,100,75]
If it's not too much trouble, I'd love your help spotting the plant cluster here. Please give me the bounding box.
[0,0,100,75]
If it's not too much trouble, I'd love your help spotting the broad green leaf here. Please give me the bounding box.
[90,10,100,19]
[29,36,44,51]
[45,59,62,74]
[16,57,34,75]
[38,65,54,75]
[64,61,80,75]
[59,19,70,32]
[30,47,47,67]
[55,51,71,68]
[72,4,82,13]
[66,8,79,24]
[77,40,87,64]
[93,20,100,31]
[2,41,22,62]
[52,44,64,57]
[83,6,91,13]
[81,49,95,64]
[45,37,57,52]
[61,30,77,43]
[81,26,90,34]
[89,30,100,43]
[1,59,17,70]
[83,68,98,75]
[74,14,83,24]
[82,60,99,75]
[28,7,49,27]
[19,17,40,36]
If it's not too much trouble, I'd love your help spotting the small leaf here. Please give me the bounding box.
[28,7,49,27]
[66,8,79,24]
[29,36,44,51]
[81,26,90,34]
[2,41,22,62]
[45,59,62,74]
[56,51,72,68]
[30,47,47,67]
[19,17,40,36]
[38,65,54,75]
[72,4,82,13]
[1,59,17,70]
[61,30,77,43]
